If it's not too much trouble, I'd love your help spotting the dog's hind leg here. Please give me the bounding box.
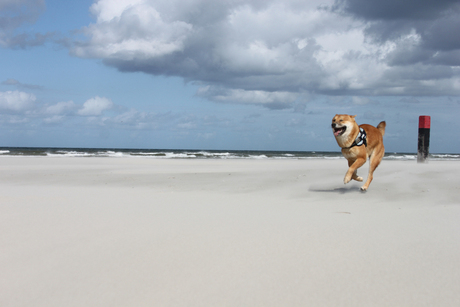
[361,148,384,191]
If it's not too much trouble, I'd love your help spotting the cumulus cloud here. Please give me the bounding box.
[71,0,460,105]
[77,96,113,116]
[0,90,36,111]
[332,0,457,20]
[334,0,460,65]
[197,86,300,109]
[73,0,193,60]
[45,101,76,115]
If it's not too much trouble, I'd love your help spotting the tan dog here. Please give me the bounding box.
[331,114,386,191]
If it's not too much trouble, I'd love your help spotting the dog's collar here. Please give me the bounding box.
[346,127,367,149]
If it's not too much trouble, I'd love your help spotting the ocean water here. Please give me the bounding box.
[0,147,459,161]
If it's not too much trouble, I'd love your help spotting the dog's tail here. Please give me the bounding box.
[377,121,386,136]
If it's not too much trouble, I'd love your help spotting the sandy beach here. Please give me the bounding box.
[1,157,459,306]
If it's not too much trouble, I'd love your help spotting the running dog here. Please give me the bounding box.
[331,114,386,191]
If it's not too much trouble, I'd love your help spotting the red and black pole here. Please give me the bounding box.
[417,116,431,163]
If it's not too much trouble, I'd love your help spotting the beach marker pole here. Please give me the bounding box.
[417,116,431,163]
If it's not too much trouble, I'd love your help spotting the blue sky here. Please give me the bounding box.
[1,0,459,153]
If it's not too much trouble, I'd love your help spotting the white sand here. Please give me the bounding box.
[1,157,459,306]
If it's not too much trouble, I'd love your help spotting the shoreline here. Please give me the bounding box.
[0,147,459,161]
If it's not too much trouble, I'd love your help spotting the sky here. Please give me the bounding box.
[0,0,459,153]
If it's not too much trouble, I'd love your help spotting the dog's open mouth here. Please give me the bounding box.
[333,126,346,136]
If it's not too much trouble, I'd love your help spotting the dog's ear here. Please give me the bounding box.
[351,115,356,119]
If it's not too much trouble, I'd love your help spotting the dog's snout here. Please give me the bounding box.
[331,123,336,128]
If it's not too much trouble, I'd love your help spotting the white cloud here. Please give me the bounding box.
[45,101,76,115]
[73,0,193,60]
[72,0,361,90]
[78,96,113,116]
[0,90,36,111]
[219,89,297,105]
[71,0,460,104]
[198,86,299,109]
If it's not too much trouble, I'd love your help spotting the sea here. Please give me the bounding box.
[0,147,459,161]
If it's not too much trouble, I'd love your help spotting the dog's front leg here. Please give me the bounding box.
[344,158,366,184]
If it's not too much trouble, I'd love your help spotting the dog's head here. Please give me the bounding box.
[331,114,357,138]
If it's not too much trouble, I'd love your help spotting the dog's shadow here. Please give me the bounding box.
[309,185,364,194]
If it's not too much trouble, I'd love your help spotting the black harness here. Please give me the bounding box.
[347,127,367,149]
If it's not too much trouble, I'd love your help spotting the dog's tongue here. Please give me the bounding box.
[334,129,341,136]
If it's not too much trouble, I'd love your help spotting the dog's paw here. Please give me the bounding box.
[360,186,368,191]
[344,176,351,184]
[354,176,363,182]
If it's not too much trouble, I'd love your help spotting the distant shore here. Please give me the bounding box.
[1,157,459,306]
